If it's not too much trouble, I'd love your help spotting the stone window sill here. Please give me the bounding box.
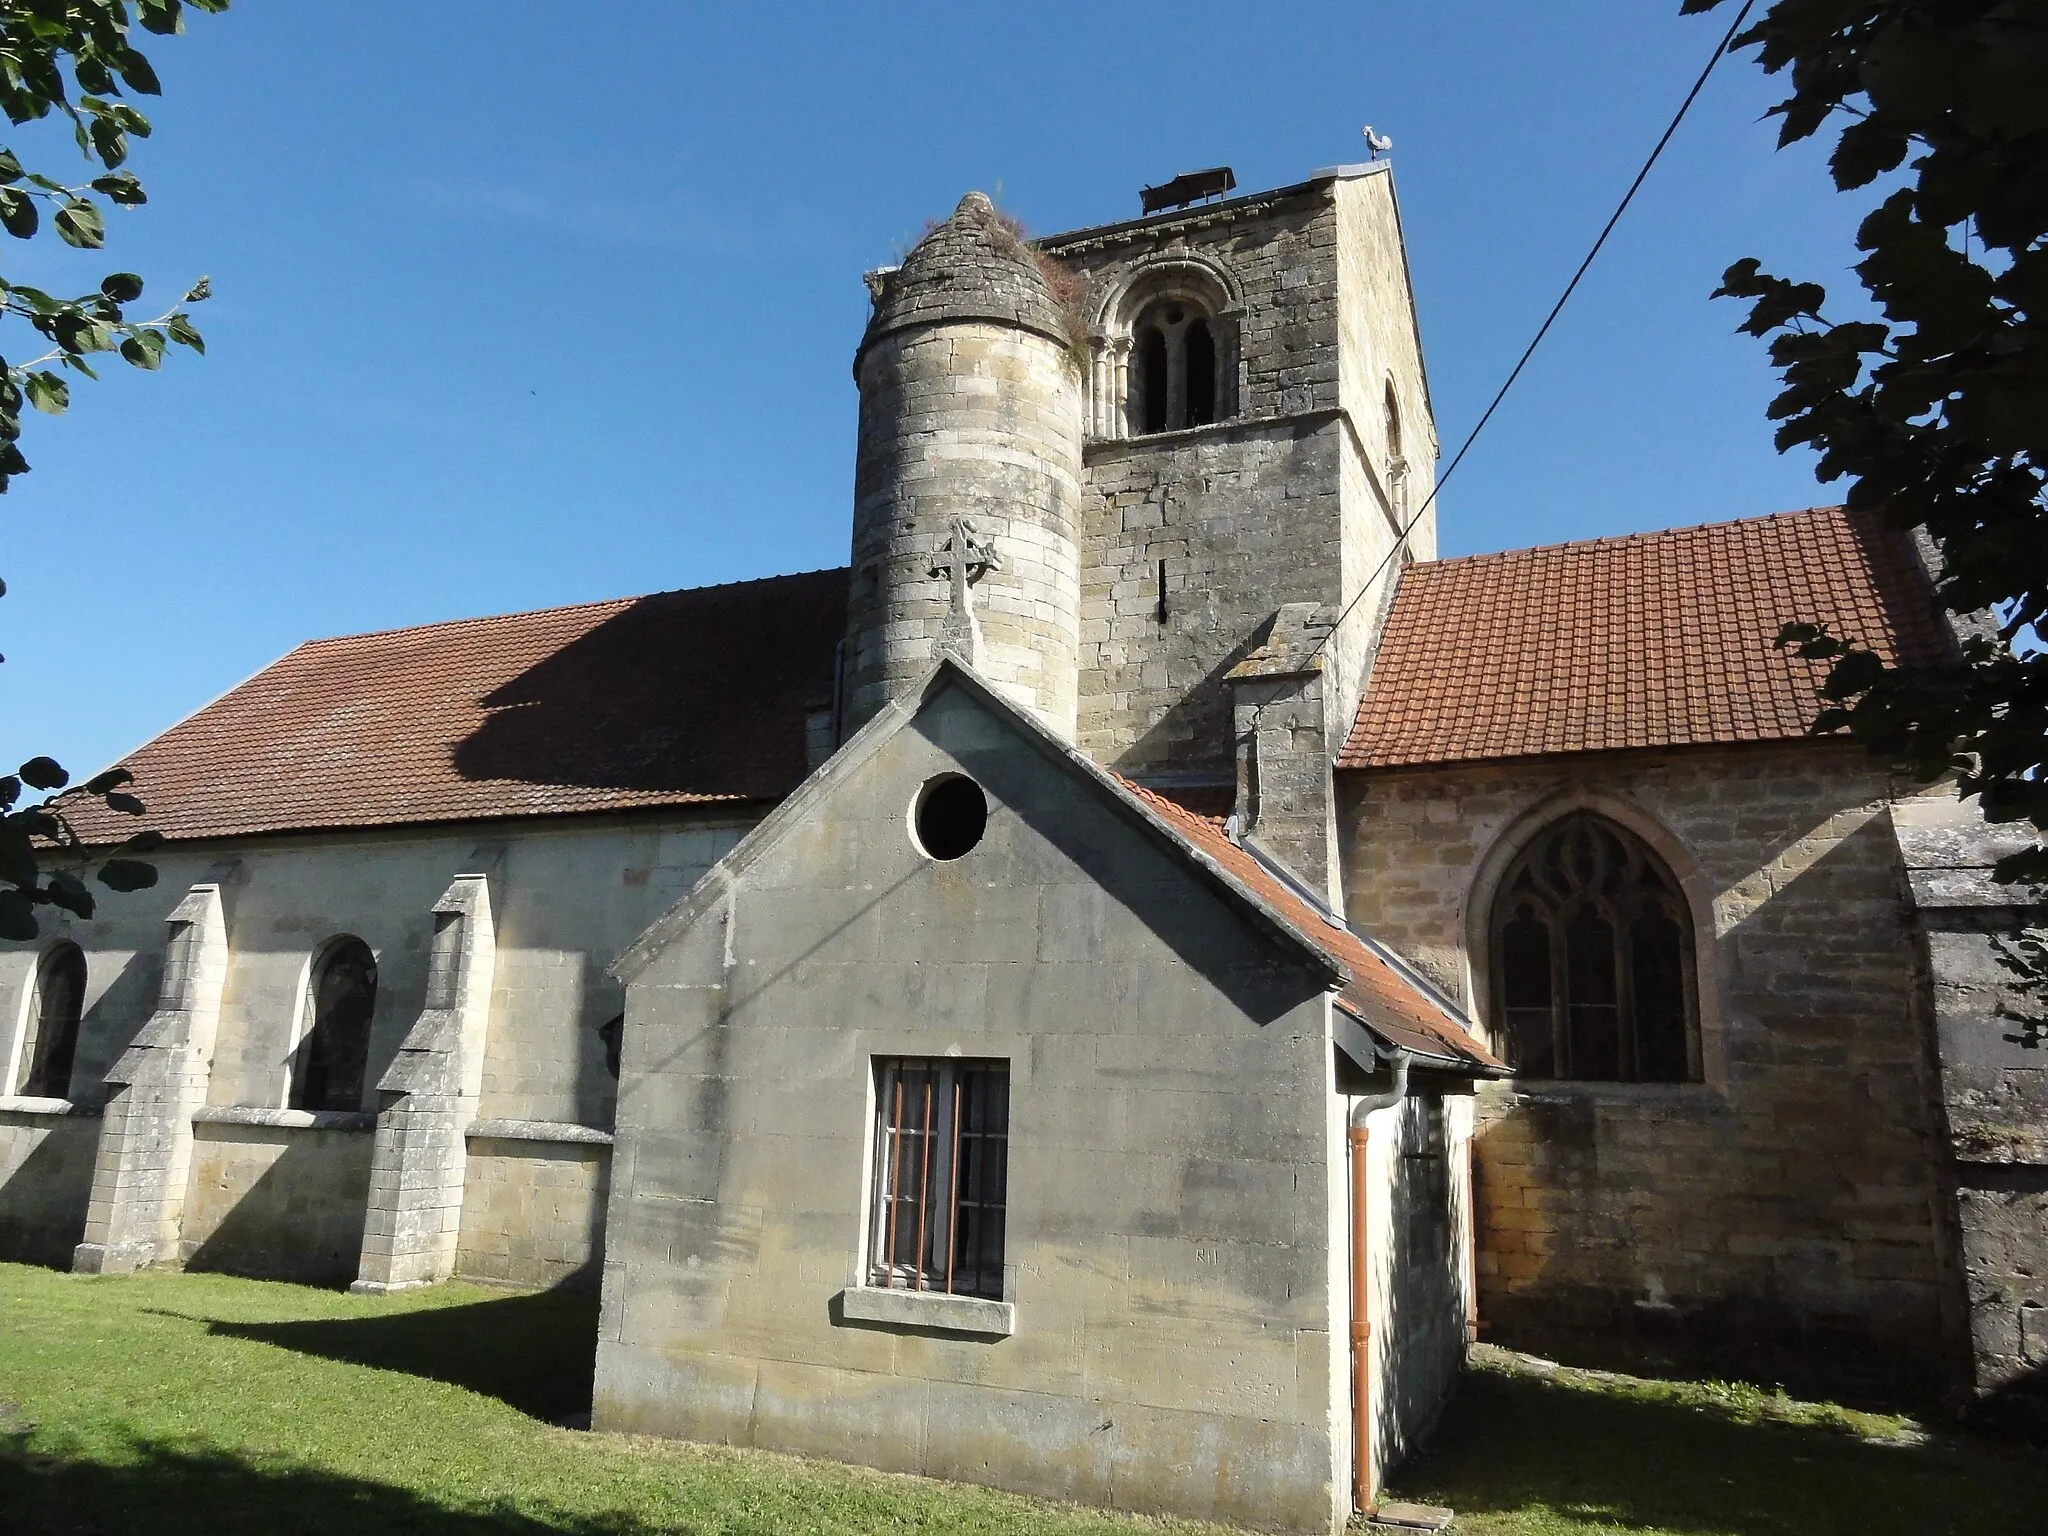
[1502,1078,1725,1105]
[466,1118,613,1146]
[192,1105,377,1132]
[836,1286,1015,1338]
[0,1094,90,1118]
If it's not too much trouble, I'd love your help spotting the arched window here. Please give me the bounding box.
[1129,297,1225,435]
[291,937,378,1112]
[1488,813,1698,1082]
[15,942,85,1098]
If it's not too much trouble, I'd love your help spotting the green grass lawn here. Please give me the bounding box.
[0,1263,2040,1536]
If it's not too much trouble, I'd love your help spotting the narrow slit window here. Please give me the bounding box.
[869,1057,1008,1300]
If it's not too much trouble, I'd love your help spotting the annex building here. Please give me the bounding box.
[2,163,2042,1533]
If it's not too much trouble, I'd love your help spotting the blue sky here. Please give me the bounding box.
[2,1,1870,778]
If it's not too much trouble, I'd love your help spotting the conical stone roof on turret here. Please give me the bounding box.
[856,191,1074,368]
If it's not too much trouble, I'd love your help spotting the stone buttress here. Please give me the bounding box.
[73,883,227,1273]
[353,874,497,1293]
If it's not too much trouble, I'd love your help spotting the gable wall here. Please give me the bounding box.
[599,683,1350,1532]
[1339,743,1960,1400]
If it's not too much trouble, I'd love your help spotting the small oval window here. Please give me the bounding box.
[914,775,988,861]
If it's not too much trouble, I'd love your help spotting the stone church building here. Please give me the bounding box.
[1,163,2041,1532]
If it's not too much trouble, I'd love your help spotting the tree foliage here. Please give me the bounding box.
[0,1,227,939]
[1685,0,2048,884]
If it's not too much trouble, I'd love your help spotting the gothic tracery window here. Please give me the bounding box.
[291,937,378,1112]
[1489,813,1698,1082]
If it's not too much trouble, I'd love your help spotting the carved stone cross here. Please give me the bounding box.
[929,516,1002,668]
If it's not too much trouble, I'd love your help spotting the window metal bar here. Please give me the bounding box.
[913,1072,934,1292]
[884,1073,904,1289]
[945,1074,962,1295]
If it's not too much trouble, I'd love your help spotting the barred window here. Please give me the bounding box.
[869,1058,1008,1300]
[1489,812,1698,1083]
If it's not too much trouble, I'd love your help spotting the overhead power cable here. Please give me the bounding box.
[1304,0,1756,671]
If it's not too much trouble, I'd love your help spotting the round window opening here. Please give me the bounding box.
[915,775,988,861]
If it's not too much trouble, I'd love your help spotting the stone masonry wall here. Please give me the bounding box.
[0,808,751,1284]
[456,1135,610,1290]
[180,1120,374,1283]
[1078,418,1345,774]
[0,1108,98,1264]
[1341,744,1959,1398]
[1891,789,2048,1420]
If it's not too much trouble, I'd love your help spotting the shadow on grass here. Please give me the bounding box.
[0,1438,643,1536]
[163,1288,600,1423]
[1391,1366,2048,1536]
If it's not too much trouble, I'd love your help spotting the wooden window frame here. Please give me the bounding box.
[868,1057,1009,1300]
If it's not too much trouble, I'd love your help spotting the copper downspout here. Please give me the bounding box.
[1349,1049,1410,1516]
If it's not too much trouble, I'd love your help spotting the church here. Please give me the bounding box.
[1,161,2041,1534]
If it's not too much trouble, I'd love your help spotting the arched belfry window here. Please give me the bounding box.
[1089,260,1241,440]
[291,937,377,1112]
[1130,298,1224,434]
[15,942,85,1098]
[1489,813,1698,1082]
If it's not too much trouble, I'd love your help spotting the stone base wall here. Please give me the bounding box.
[456,1136,609,1290]
[1343,746,1959,1401]
[180,1121,374,1283]
[0,1107,99,1265]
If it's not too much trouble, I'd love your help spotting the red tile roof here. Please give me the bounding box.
[1338,507,1948,770]
[72,569,849,845]
[1116,775,1502,1071]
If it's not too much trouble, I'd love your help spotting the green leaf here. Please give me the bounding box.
[103,791,144,815]
[0,149,21,184]
[54,199,106,251]
[118,829,166,855]
[100,271,144,303]
[17,756,67,790]
[46,869,94,919]
[90,171,146,206]
[24,370,67,415]
[166,312,203,353]
[82,768,134,794]
[0,776,20,809]
[183,275,211,304]
[0,825,35,885]
[97,858,158,893]
[0,186,38,240]
[116,51,163,98]
[0,889,37,942]
[119,331,164,370]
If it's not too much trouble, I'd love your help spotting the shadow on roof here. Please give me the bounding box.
[450,571,847,801]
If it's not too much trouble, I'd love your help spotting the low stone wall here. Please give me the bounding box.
[0,1103,99,1265]
[456,1124,610,1290]
[180,1113,374,1283]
